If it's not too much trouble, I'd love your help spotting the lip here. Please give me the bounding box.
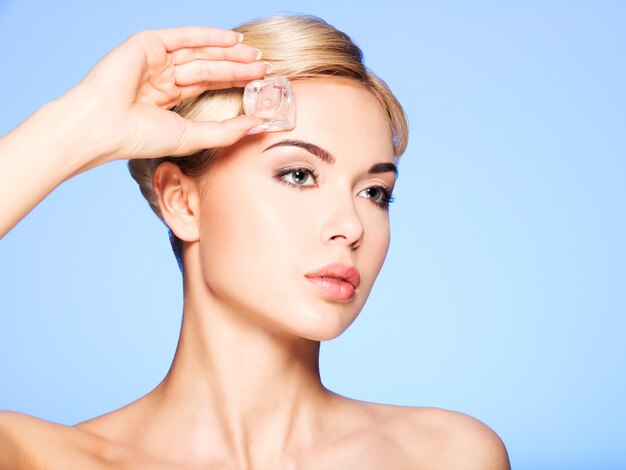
[304,263,361,301]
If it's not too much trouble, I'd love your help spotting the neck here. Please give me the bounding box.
[146,269,333,466]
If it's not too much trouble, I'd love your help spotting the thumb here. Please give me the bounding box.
[172,115,266,155]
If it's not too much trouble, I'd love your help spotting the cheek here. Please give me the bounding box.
[197,174,312,283]
[361,210,391,276]
[376,230,391,273]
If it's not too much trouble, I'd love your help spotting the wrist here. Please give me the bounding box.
[37,84,128,176]
[38,88,118,176]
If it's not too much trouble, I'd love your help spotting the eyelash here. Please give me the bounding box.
[273,166,395,209]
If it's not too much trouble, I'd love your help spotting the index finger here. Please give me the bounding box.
[155,26,243,51]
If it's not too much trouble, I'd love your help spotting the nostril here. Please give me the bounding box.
[321,200,365,247]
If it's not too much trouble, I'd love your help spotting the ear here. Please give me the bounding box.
[152,162,200,243]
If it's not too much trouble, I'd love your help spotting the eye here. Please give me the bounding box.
[274,166,318,188]
[358,185,394,209]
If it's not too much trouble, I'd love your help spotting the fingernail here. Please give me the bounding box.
[263,61,273,74]
[246,124,269,135]
[254,48,262,60]
[238,32,244,42]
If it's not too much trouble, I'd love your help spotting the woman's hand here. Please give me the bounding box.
[0,26,267,237]
[67,26,268,167]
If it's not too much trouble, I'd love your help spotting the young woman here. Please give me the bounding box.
[0,15,510,469]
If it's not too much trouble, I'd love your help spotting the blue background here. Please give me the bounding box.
[1,1,624,468]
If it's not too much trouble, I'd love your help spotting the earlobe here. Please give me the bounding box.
[153,162,200,242]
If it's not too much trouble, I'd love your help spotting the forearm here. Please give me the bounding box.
[0,93,104,238]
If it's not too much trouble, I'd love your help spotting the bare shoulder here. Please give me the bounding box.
[0,410,124,469]
[391,405,511,469]
[324,398,509,469]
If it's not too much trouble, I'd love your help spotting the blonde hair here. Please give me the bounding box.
[129,15,408,260]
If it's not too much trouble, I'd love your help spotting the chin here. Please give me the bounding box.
[288,303,363,342]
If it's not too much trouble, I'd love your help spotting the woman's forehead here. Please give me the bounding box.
[208,79,395,177]
[285,80,395,158]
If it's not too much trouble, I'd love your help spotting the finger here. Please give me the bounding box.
[174,60,269,87]
[177,79,261,101]
[170,43,260,65]
[172,115,265,155]
[155,26,243,51]
[177,84,211,102]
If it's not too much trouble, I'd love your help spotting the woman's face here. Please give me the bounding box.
[194,79,397,341]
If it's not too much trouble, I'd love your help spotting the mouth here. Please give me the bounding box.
[304,264,361,302]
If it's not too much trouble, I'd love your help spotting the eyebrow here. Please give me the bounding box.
[262,139,398,178]
[369,162,399,178]
[263,139,335,164]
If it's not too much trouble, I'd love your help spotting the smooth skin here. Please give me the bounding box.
[0,27,510,469]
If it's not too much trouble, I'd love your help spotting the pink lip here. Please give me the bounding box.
[304,263,361,301]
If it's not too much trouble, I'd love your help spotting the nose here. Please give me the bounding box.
[320,193,365,250]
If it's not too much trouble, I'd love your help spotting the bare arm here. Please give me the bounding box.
[0,26,266,238]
